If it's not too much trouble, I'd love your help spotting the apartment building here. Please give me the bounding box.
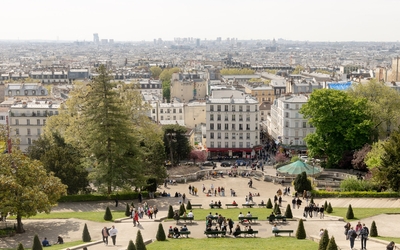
[150,101,185,126]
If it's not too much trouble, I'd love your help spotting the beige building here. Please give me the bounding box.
[243,83,275,104]
[184,101,206,129]
[170,73,207,102]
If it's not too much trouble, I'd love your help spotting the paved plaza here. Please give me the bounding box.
[1,165,399,250]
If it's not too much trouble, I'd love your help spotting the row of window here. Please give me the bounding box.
[209,141,258,148]
[209,105,257,112]
[209,123,258,131]
[15,128,41,136]
[284,121,313,128]
[8,90,46,95]
[152,109,183,114]
[152,116,183,121]
[210,114,258,122]
[14,119,46,126]
[209,132,258,140]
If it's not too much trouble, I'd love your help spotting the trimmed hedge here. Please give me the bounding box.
[311,190,399,198]
[58,191,149,202]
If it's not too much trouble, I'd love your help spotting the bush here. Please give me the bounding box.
[32,234,43,250]
[127,239,136,250]
[125,203,131,217]
[296,219,306,239]
[156,223,166,241]
[294,172,312,193]
[284,204,293,218]
[266,198,273,209]
[168,205,174,219]
[340,178,377,192]
[273,203,281,214]
[326,236,338,250]
[58,191,149,202]
[324,200,328,210]
[82,223,91,242]
[370,221,378,237]
[326,203,333,213]
[104,206,113,221]
[346,204,354,219]
[179,203,186,216]
[186,201,192,210]
[135,230,146,250]
[311,190,399,198]
[17,243,25,250]
[318,229,329,250]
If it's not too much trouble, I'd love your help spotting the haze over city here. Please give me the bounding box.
[1,0,399,42]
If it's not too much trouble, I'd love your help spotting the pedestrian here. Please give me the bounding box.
[138,192,142,203]
[133,211,140,227]
[319,205,324,219]
[202,184,205,193]
[228,218,234,235]
[278,196,282,206]
[109,225,118,246]
[153,206,158,219]
[347,227,357,250]
[115,196,119,207]
[386,241,396,250]
[182,193,186,204]
[292,198,296,209]
[188,185,191,195]
[360,223,369,250]
[101,226,110,245]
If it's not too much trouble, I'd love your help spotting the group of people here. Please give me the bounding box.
[188,185,199,195]
[168,224,189,238]
[205,212,234,234]
[303,203,324,219]
[41,236,64,247]
[344,222,369,250]
[203,184,226,197]
[101,225,118,246]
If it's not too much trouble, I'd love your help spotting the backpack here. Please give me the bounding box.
[351,230,357,238]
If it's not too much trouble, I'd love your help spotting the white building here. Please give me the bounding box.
[150,101,185,126]
[268,94,315,147]
[206,89,260,158]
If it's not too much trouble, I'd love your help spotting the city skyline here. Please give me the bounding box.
[1,0,399,42]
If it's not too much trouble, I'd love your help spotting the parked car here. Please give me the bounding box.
[202,161,216,167]
[235,159,247,166]
[220,161,231,167]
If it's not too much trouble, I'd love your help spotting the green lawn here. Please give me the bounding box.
[1,240,85,250]
[376,236,400,244]
[147,238,318,250]
[8,211,127,222]
[328,207,400,221]
[167,208,276,221]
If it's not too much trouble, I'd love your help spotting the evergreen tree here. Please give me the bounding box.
[346,204,354,219]
[32,235,43,250]
[156,223,166,241]
[274,203,281,214]
[82,223,91,242]
[168,205,174,219]
[326,236,338,250]
[284,204,293,218]
[266,198,273,209]
[127,240,136,250]
[296,219,306,239]
[324,201,328,210]
[318,229,329,250]
[326,202,333,213]
[179,203,186,216]
[135,230,147,250]
[370,221,378,237]
[17,243,25,250]
[125,203,131,217]
[104,206,113,221]
[186,201,192,210]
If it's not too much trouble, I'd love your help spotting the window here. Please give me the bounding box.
[27,119,30,125]
[232,133,236,139]
[295,121,299,128]
[225,142,229,148]
[217,114,221,121]
[37,128,41,135]
[285,121,289,127]
[239,133,243,139]
[232,142,236,148]
[210,124,214,130]
[246,105,250,112]
[210,114,214,121]
[295,130,299,137]
[285,112,289,118]
[255,114,258,121]
[239,124,243,130]
[232,124,236,130]
[16,129,19,135]
[225,132,229,139]
[217,142,221,148]
[173,116,176,120]
[225,124,228,130]
[217,124,221,130]
[246,114,250,121]
[37,111,41,116]
[303,122,307,128]
[173,109,176,113]
[246,142,250,148]
[224,105,228,111]
[210,105,214,111]
[239,142,243,148]
[246,124,250,130]
[224,114,228,121]
[246,133,250,139]
[210,142,214,148]
[161,116,164,120]
[0,116,4,120]
[179,109,182,113]
[160,109,164,113]
[232,114,236,121]
[217,105,221,111]
[239,106,243,112]
[28,138,32,145]
[285,104,289,109]
[152,109,155,114]
[239,114,243,121]
[232,105,236,112]
[217,132,221,139]
[210,132,214,139]
[15,119,19,125]
[27,128,31,135]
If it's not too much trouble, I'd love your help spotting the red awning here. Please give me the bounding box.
[207,148,253,153]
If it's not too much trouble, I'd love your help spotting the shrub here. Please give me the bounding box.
[273,203,281,214]
[370,221,378,237]
[326,203,333,213]
[104,206,113,221]
[296,219,306,239]
[179,203,186,216]
[294,172,312,193]
[58,191,149,202]
[318,229,329,250]
[186,201,192,210]
[82,223,91,242]
[168,205,174,219]
[324,200,328,210]
[17,243,25,250]
[32,235,43,250]
[125,203,131,217]
[346,204,354,219]
[266,198,273,209]
[311,190,399,198]
[326,236,338,250]
[127,239,136,250]
[156,223,166,241]
[284,204,293,218]
[340,177,377,192]
[135,230,146,250]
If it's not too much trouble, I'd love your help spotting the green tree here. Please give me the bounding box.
[150,66,162,79]
[104,206,113,221]
[17,243,25,250]
[370,221,378,237]
[0,150,66,233]
[284,204,293,218]
[292,65,304,74]
[167,205,174,218]
[324,201,328,211]
[186,201,192,210]
[163,124,192,165]
[273,203,281,214]
[326,203,333,213]
[266,198,273,209]
[319,229,329,250]
[296,219,306,239]
[380,129,400,191]
[32,234,43,250]
[294,172,312,193]
[156,223,166,241]
[82,223,91,242]
[135,230,146,250]
[326,236,338,250]
[125,203,131,217]
[219,68,255,75]
[179,203,186,216]
[127,240,136,250]
[300,89,373,167]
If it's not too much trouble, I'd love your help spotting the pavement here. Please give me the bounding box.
[1,164,399,250]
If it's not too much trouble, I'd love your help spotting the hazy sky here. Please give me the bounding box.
[1,0,399,42]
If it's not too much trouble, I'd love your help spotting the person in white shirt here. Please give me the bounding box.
[238,212,244,218]
[187,210,194,218]
[109,225,118,246]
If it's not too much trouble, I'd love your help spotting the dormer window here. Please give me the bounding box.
[24,90,28,95]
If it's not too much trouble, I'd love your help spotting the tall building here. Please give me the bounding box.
[93,33,99,44]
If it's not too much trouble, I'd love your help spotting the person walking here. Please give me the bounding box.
[109,225,118,246]
[133,211,140,227]
[360,223,369,250]
[101,226,110,245]
[347,227,357,250]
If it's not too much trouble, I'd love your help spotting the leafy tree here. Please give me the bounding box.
[0,150,66,233]
[167,205,174,218]
[318,229,329,250]
[292,65,304,74]
[296,219,306,239]
[379,129,400,191]
[189,150,206,163]
[326,236,338,250]
[156,223,166,241]
[17,243,25,250]
[352,144,372,171]
[219,68,255,75]
[275,152,287,163]
[294,172,312,193]
[125,203,131,217]
[82,223,91,242]
[284,204,293,218]
[266,198,273,208]
[150,66,162,79]
[300,89,373,167]
[326,203,333,213]
[127,239,136,250]
[32,234,43,250]
[104,206,113,221]
[346,204,354,219]
[186,201,192,210]
[370,221,378,237]
[135,230,146,250]
[365,141,387,188]
[163,124,192,165]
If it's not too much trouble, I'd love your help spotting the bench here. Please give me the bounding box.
[204,230,226,237]
[238,216,258,224]
[267,215,286,223]
[209,204,222,209]
[257,204,267,208]
[225,204,238,208]
[191,204,202,208]
[272,229,294,236]
[237,230,258,237]
[242,204,254,208]
[176,216,194,224]
[179,231,191,238]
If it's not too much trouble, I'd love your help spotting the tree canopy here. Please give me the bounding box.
[379,129,400,191]
[219,68,255,75]
[163,124,192,165]
[150,66,162,79]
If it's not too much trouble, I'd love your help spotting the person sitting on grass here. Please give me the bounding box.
[55,236,64,244]
[42,237,51,247]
